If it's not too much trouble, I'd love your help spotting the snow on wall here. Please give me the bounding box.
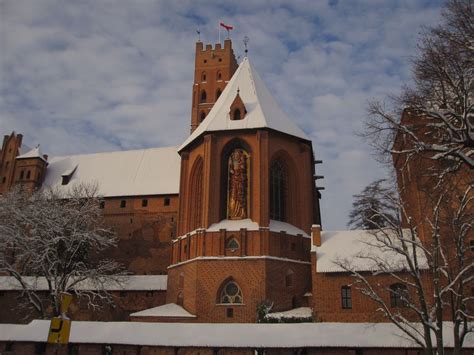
[203,219,309,237]
[130,303,196,318]
[42,146,180,198]
[314,229,429,273]
[0,320,472,348]
[0,275,167,291]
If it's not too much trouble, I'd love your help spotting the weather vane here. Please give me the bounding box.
[243,36,249,57]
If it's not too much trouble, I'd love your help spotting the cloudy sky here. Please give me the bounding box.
[0,0,444,229]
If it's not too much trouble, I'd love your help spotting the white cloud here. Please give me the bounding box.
[0,0,444,229]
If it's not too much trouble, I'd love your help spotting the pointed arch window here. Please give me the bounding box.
[216,88,222,100]
[233,108,241,121]
[270,161,287,221]
[200,90,207,103]
[217,71,222,80]
[219,280,243,304]
[201,72,206,82]
[189,158,203,230]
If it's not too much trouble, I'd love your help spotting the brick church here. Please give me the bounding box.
[0,39,470,328]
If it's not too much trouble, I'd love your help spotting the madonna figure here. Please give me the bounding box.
[227,149,248,219]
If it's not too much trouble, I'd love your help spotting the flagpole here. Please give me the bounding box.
[218,22,221,44]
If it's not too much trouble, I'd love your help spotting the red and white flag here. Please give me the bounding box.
[220,22,233,31]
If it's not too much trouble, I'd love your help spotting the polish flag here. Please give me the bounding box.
[220,22,233,31]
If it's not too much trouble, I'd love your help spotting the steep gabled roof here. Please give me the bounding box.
[16,145,47,162]
[179,57,309,151]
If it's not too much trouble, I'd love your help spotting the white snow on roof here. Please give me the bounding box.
[130,303,196,318]
[0,275,167,291]
[314,229,429,273]
[180,57,309,151]
[18,144,32,156]
[42,146,180,197]
[16,145,47,162]
[0,320,472,348]
[266,307,312,320]
[204,219,309,237]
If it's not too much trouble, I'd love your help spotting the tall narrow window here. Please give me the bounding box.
[341,286,352,309]
[233,108,241,121]
[189,158,203,230]
[20,170,24,180]
[200,111,206,123]
[26,170,31,179]
[200,90,207,103]
[120,200,126,208]
[270,161,287,221]
[216,88,222,100]
[217,71,222,80]
[201,72,206,82]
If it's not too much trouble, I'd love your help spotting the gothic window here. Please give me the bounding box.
[285,269,294,287]
[200,111,206,123]
[26,170,31,179]
[200,90,207,103]
[270,161,287,221]
[189,158,203,230]
[233,108,241,121]
[201,72,206,82]
[164,197,170,206]
[217,71,222,80]
[20,170,24,180]
[390,283,408,308]
[216,88,222,100]
[226,149,249,219]
[341,286,352,309]
[226,238,239,251]
[142,199,148,207]
[120,200,126,208]
[219,280,243,304]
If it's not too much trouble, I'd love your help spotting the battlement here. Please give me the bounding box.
[195,39,232,53]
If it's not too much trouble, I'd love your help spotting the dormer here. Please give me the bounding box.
[229,89,247,121]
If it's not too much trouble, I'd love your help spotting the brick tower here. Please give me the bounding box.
[190,39,238,133]
[164,40,320,323]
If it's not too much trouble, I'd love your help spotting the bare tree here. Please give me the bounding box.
[365,0,473,171]
[339,179,473,355]
[348,178,397,230]
[0,184,126,319]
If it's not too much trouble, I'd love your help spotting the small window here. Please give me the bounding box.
[341,286,352,309]
[201,72,206,81]
[61,176,70,185]
[200,111,206,123]
[291,242,296,251]
[285,270,294,288]
[130,218,133,224]
[120,200,126,208]
[226,238,239,251]
[216,88,222,100]
[142,199,148,207]
[217,71,222,80]
[390,283,408,308]
[26,170,31,179]
[164,197,170,206]
[5,161,9,169]
[203,59,207,63]
[226,308,234,318]
[2,177,5,184]
[20,170,24,179]
[233,108,241,121]
[99,201,105,209]
[200,90,207,103]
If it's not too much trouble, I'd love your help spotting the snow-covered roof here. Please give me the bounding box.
[16,145,47,162]
[0,275,167,291]
[18,143,32,156]
[314,229,429,273]
[266,307,312,320]
[0,320,472,348]
[204,218,309,238]
[42,146,180,197]
[130,303,196,318]
[179,57,310,151]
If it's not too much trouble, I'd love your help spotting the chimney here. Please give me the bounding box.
[311,224,321,247]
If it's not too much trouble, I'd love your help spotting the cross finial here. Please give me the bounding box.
[243,36,249,57]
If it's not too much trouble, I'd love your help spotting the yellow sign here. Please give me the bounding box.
[47,317,71,344]
[60,292,73,314]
